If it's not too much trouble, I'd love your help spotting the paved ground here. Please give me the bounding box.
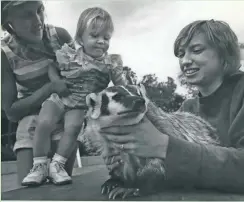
[1,165,105,193]
[2,166,244,201]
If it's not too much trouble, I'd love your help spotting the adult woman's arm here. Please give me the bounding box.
[102,96,244,193]
[48,63,61,82]
[1,52,68,122]
[164,81,244,192]
[164,136,244,192]
[1,27,72,122]
[103,119,244,193]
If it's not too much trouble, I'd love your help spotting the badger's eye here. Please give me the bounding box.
[112,93,125,101]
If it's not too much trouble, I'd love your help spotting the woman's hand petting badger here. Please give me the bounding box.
[101,116,169,159]
[80,84,219,199]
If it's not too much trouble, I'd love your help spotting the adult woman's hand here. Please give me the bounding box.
[51,79,72,97]
[100,117,169,167]
[102,150,123,172]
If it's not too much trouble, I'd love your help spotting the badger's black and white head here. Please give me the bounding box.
[85,84,148,128]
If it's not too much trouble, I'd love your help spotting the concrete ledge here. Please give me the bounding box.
[75,156,103,167]
[1,156,103,175]
[1,161,17,175]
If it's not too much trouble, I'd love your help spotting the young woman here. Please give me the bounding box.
[1,1,77,185]
[101,20,244,193]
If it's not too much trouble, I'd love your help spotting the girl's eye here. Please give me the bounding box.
[90,33,98,38]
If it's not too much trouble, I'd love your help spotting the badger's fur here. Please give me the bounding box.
[79,84,219,199]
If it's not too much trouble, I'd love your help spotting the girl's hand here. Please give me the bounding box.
[100,117,169,160]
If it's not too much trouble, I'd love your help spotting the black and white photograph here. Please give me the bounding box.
[1,0,244,200]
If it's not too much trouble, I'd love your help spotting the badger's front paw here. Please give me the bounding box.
[108,187,140,200]
[101,178,123,195]
[101,178,140,199]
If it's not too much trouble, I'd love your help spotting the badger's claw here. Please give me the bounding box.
[108,187,140,200]
[101,178,123,195]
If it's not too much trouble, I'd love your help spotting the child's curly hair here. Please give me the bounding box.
[174,20,241,76]
[75,7,114,42]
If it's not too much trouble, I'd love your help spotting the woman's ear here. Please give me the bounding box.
[222,60,229,75]
[86,93,102,119]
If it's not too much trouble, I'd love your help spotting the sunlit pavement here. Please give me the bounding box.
[1,164,106,193]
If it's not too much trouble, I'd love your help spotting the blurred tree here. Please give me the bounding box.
[177,72,198,98]
[141,74,185,112]
[123,66,138,85]
[239,42,244,49]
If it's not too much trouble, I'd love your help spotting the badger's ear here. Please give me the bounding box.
[86,93,102,119]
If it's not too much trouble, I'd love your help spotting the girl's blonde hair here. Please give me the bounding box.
[75,7,114,41]
[174,20,241,76]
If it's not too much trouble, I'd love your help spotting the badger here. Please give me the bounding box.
[79,84,219,199]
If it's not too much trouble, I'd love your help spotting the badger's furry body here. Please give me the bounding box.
[146,101,219,145]
[80,84,219,198]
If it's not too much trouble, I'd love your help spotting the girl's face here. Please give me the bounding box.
[178,33,224,87]
[7,1,45,44]
[81,21,112,58]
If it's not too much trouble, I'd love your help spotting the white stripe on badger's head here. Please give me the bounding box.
[119,85,134,96]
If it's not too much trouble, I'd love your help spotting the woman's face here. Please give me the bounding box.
[7,1,45,44]
[178,33,224,87]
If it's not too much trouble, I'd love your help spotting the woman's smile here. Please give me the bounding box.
[184,67,200,77]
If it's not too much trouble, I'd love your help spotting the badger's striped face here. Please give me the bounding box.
[85,85,148,127]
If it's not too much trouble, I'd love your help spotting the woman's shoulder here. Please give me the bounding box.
[229,70,244,99]
[46,24,72,45]
[54,26,72,44]
[226,70,244,92]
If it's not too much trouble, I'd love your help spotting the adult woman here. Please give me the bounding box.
[102,20,244,193]
[1,1,78,185]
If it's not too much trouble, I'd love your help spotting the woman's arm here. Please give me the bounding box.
[146,95,244,192]
[166,77,244,192]
[102,98,244,193]
[1,51,55,122]
[48,63,61,82]
[2,27,72,122]
[164,136,244,192]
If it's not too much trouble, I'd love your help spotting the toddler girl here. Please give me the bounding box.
[22,7,128,186]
